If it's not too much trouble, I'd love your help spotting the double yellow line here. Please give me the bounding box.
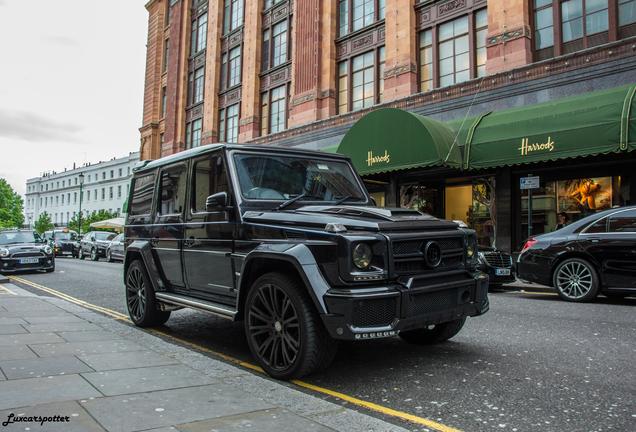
[9,275,462,432]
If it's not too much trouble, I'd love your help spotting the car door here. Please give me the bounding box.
[114,234,125,259]
[602,209,636,288]
[151,162,188,289]
[183,151,236,304]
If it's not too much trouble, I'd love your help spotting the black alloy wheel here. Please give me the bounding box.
[244,273,336,380]
[125,260,170,327]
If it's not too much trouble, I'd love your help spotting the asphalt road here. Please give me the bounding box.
[11,258,636,432]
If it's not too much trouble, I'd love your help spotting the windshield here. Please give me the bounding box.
[0,231,42,245]
[54,232,77,241]
[233,153,366,203]
[95,232,116,241]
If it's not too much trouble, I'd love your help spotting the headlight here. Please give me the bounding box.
[352,243,373,270]
[43,246,53,255]
[0,248,9,258]
[466,243,475,259]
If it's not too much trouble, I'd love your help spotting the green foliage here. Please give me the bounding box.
[34,212,54,234]
[68,210,118,235]
[0,178,25,229]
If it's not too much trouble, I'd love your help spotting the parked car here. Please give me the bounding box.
[43,229,80,258]
[478,247,516,289]
[0,229,55,273]
[106,233,125,262]
[124,144,489,380]
[517,206,636,302]
[78,231,117,261]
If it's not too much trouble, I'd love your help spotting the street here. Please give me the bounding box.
[10,258,636,432]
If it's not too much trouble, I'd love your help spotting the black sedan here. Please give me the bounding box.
[78,231,117,261]
[478,246,516,289]
[517,206,636,302]
[0,229,55,274]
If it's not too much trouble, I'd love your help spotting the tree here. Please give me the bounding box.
[68,210,118,234]
[34,212,54,234]
[0,178,25,229]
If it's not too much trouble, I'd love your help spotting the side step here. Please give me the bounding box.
[155,292,237,320]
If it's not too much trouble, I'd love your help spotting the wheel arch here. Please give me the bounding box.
[550,252,602,287]
[124,240,166,293]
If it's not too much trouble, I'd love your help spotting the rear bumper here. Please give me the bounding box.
[321,271,489,341]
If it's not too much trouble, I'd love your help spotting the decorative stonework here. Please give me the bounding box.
[416,0,486,30]
[240,116,259,126]
[219,87,241,109]
[487,26,531,46]
[222,30,243,51]
[384,62,418,79]
[291,92,316,107]
[185,104,204,122]
[336,24,385,60]
[319,89,335,99]
[261,64,291,91]
[438,0,466,16]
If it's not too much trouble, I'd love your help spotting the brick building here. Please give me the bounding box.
[140,0,636,251]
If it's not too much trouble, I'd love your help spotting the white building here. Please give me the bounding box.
[24,152,139,228]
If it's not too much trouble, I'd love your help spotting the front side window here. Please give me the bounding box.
[192,154,230,212]
[584,217,608,233]
[609,209,636,232]
[158,164,187,216]
[129,173,156,216]
[233,154,366,203]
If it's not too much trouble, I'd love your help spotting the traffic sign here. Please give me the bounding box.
[520,176,540,190]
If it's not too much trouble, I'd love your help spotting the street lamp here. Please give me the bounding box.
[78,172,85,236]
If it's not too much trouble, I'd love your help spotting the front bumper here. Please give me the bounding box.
[0,256,55,273]
[479,264,516,286]
[321,271,489,340]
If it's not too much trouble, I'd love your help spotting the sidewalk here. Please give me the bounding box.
[0,283,408,432]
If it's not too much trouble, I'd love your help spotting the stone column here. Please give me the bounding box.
[485,0,533,75]
[201,0,225,145]
[383,0,418,102]
[238,1,263,142]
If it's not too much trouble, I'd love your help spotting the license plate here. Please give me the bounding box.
[19,258,40,264]
[495,268,511,276]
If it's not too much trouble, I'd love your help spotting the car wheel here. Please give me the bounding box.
[106,250,113,263]
[399,318,466,345]
[125,260,171,327]
[90,248,99,261]
[553,258,599,302]
[78,248,85,260]
[244,272,337,380]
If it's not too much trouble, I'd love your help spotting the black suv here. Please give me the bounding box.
[124,144,489,379]
[78,231,117,261]
[0,229,55,273]
[44,229,80,257]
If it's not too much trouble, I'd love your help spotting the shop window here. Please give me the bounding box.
[399,183,440,217]
[444,179,496,247]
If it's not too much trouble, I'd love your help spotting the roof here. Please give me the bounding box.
[135,143,351,173]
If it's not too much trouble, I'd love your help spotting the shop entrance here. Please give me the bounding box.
[444,180,496,247]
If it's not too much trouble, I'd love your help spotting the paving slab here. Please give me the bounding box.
[0,317,28,325]
[24,322,103,333]
[0,400,106,432]
[0,324,27,335]
[78,350,179,371]
[0,356,94,379]
[81,385,273,432]
[81,364,217,396]
[0,374,102,410]
[23,315,87,324]
[58,330,122,342]
[0,345,38,361]
[29,339,144,357]
[0,332,66,346]
[175,408,335,432]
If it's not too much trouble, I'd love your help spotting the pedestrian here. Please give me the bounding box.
[556,212,569,230]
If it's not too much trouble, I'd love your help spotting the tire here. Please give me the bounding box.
[45,266,55,273]
[399,318,466,345]
[553,258,599,302]
[78,248,85,260]
[90,248,99,261]
[244,272,337,380]
[125,260,171,327]
[106,249,113,263]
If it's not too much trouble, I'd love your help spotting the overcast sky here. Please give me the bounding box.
[0,0,148,196]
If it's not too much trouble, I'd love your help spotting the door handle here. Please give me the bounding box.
[587,237,600,243]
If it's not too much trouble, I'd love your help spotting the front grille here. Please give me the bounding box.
[482,251,511,268]
[409,287,472,316]
[391,236,464,275]
[351,297,397,327]
[11,252,44,258]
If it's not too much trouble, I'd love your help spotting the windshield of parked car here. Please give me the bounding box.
[95,232,116,241]
[233,153,366,204]
[54,232,77,241]
[0,231,42,245]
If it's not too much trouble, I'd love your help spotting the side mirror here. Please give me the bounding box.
[206,192,228,211]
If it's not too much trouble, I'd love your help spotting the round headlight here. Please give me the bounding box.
[466,243,475,259]
[43,245,53,255]
[352,243,373,270]
[0,248,9,258]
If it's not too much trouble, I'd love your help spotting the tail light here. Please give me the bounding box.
[521,237,538,252]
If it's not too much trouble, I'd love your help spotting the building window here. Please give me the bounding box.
[74,192,77,204]
[185,118,203,149]
[101,188,105,200]
[338,0,385,37]
[161,87,167,117]
[102,172,106,180]
[475,9,488,77]
[264,0,285,9]
[119,168,123,177]
[162,39,169,73]
[109,187,114,199]
[262,19,289,71]
[223,0,244,34]
[378,46,385,102]
[220,46,242,91]
[619,0,636,26]
[219,103,239,143]
[419,30,433,92]
[191,12,207,56]
[438,16,470,87]
[261,85,287,135]
[337,47,385,113]
[118,185,122,198]
[110,170,114,179]
[188,67,205,105]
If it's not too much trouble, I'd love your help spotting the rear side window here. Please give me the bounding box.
[609,210,636,232]
[158,164,187,216]
[192,154,229,212]
[129,173,156,216]
[584,217,607,233]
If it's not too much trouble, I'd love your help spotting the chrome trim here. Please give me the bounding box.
[155,292,236,319]
[207,282,231,289]
[183,249,229,255]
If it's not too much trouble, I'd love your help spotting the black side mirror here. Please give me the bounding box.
[206,192,228,211]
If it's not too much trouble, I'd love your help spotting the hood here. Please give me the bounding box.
[1,243,47,252]
[243,205,459,232]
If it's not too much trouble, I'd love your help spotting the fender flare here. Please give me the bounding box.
[237,243,330,315]
[124,240,167,293]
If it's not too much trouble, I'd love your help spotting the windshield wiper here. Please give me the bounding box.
[277,192,312,210]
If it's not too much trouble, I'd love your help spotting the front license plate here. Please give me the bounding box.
[495,268,511,276]
[19,258,40,264]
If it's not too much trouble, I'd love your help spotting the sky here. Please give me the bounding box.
[0,0,148,196]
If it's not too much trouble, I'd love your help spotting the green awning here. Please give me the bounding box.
[337,108,461,175]
[461,84,636,169]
